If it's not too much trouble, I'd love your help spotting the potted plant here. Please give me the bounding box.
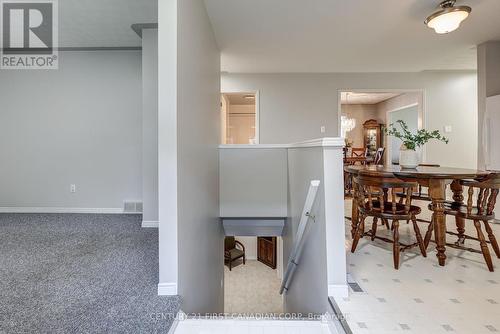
[385,120,449,169]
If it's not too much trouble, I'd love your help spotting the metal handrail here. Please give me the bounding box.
[279,180,320,295]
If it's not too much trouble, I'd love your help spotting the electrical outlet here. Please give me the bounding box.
[320,126,326,133]
[444,125,452,133]
[70,184,76,193]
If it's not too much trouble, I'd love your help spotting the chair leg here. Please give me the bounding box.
[243,255,246,265]
[474,220,494,272]
[411,215,427,257]
[382,218,390,229]
[393,220,400,270]
[229,260,232,271]
[424,213,435,250]
[351,215,365,253]
[484,220,500,259]
[371,217,378,241]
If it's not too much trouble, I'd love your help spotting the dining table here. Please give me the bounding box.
[344,164,492,266]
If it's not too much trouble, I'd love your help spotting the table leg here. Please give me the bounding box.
[429,179,447,266]
[451,180,466,245]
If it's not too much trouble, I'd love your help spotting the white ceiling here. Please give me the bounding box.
[340,92,401,105]
[58,0,156,47]
[204,0,500,73]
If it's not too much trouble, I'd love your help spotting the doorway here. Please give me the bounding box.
[339,90,425,165]
[221,92,259,145]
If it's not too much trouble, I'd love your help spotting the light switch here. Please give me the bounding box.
[444,125,452,133]
[320,126,326,133]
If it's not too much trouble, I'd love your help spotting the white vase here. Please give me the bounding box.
[399,149,419,169]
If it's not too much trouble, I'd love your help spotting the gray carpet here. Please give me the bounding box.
[0,214,180,334]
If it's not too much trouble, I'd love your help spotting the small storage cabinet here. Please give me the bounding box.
[257,237,277,269]
[363,119,383,158]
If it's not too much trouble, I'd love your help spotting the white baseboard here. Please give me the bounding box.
[158,282,178,296]
[328,284,349,299]
[0,207,139,214]
[142,220,159,228]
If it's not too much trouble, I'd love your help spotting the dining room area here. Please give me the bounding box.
[338,118,500,334]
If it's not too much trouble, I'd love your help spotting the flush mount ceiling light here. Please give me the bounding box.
[425,0,471,34]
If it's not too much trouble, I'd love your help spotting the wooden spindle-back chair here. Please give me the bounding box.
[351,147,367,158]
[352,174,427,269]
[429,173,500,271]
[371,147,385,165]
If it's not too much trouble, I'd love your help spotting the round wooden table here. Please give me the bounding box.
[344,165,491,266]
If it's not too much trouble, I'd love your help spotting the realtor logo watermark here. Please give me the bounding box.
[0,0,58,69]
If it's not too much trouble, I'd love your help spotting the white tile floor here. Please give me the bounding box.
[172,318,334,334]
[224,260,283,314]
[337,199,500,334]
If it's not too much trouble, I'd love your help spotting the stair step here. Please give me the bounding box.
[172,318,335,334]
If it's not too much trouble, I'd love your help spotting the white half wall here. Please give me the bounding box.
[219,139,346,313]
[283,139,346,314]
[222,71,478,169]
[0,51,142,211]
[142,28,159,226]
[219,148,288,217]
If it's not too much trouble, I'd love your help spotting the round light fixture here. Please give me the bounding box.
[425,0,471,34]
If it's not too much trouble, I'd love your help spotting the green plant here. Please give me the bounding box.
[384,120,449,151]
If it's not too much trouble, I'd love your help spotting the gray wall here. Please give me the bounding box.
[176,0,223,313]
[223,74,338,144]
[142,29,159,223]
[0,51,142,210]
[477,41,500,169]
[283,147,328,314]
[222,71,478,169]
[219,148,288,217]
